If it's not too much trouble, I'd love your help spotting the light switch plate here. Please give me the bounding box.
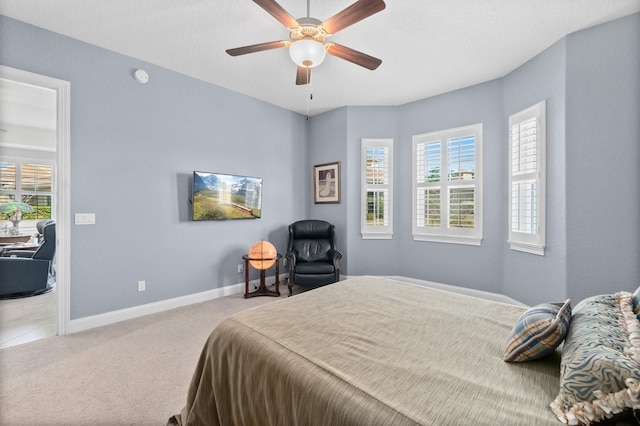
[75,213,96,225]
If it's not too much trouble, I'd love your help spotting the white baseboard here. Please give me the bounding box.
[382,275,528,307]
[70,274,518,334]
[69,278,273,333]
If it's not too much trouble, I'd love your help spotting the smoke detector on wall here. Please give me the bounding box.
[133,69,149,84]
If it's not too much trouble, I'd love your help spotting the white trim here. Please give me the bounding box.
[0,143,57,153]
[507,240,545,256]
[0,66,71,336]
[57,78,71,335]
[412,233,482,246]
[361,138,394,239]
[412,123,483,245]
[361,232,393,240]
[508,100,546,256]
[69,274,294,332]
[380,275,528,307]
[69,282,244,333]
[70,274,527,333]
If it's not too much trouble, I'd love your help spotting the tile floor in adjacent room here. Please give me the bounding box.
[0,288,56,348]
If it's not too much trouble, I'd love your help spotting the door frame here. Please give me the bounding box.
[0,65,71,335]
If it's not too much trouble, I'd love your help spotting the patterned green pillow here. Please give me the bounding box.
[502,299,571,363]
[550,292,640,425]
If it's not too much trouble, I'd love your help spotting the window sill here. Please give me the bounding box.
[508,240,545,256]
[412,233,482,246]
[361,232,393,240]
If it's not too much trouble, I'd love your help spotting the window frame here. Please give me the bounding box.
[0,158,56,233]
[412,123,483,246]
[508,100,546,255]
[361,138,393,239]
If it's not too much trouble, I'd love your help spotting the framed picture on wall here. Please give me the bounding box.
[313,161,341,204]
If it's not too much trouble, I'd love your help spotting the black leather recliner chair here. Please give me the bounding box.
[0,221,56,298]
[286,219,342,296]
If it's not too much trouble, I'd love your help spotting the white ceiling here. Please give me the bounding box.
[1,0,638,116]
[0,79,56,130]
[0,78,57,151]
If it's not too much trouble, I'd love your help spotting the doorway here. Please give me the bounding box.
[0,66,70,345]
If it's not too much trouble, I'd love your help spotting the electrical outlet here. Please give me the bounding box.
[237,264,243,273]
[137,280,146,292]
[282,258,287,267]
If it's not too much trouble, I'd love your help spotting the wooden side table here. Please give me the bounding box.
[242,253,281,298]
[0,235,31,244]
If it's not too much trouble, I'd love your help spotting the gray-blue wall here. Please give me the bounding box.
[308,108,349,269]
[308,14,639,306]
[1,17,308,319]
[565,13,640,301]
[502,37,568,304]
[397,80,506,295]
[2,13,638,316]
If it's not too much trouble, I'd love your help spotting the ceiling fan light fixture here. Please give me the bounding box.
[289,39,326,68]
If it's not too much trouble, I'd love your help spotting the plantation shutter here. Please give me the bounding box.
[508,100,546,255]
[0,163,17,202]
[447,135,476,230]
[511,117,537,234]
[0,162,53,220]
[415,140,442,228]
[22,164,53,192]
[361,139,393,239]
[366,146,389,226]
[413,123,483,245]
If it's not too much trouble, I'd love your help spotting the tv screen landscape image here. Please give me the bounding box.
[192,171,262,220]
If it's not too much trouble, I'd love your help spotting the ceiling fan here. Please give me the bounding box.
[226,0,386,85]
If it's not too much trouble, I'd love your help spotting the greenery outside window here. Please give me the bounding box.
[0,161,54,224]
[412,124,483,245]
[361,138,393,239]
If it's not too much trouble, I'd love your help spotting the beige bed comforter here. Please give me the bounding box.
[170,276,562,425]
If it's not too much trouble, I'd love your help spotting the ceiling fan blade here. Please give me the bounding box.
[226,40,289,56]
[326,43,382,70]
[321,0,386,35]
[296,66,311,85]
[253,0,300,29]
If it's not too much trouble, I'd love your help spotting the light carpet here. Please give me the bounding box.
[0,287,287,425]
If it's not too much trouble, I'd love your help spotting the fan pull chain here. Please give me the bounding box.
[306,67,312,120]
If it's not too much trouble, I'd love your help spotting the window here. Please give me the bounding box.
[0,161,54,222]
[412,124,482,245]
[508,101,546,255]
[361,138,393,239]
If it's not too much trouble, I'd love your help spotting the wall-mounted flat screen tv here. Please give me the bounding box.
[192,171,262,220]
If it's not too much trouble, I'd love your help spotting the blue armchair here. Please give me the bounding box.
[36,219,55,243]
[0,221,56,298]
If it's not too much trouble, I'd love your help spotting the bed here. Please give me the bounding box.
[169,276,640,426]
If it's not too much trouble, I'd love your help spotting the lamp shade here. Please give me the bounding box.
[248,240,277,270]
[289,39,326,68]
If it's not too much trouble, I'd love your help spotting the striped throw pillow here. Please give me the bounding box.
[503,299,572,363]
